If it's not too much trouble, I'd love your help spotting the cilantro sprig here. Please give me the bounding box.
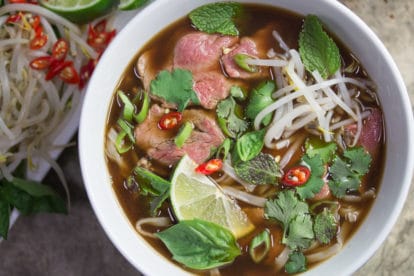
[217,96,248,138]
[328,147,372,198]
[150,69,200,112]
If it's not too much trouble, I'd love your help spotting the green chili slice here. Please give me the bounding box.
[134,91,150,123]
[117,90,134,122]
[249,230,271,263]
[174,121,194,148]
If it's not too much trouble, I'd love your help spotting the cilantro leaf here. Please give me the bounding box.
[217,97,248,138]
[299,15,341,79]
[344,147,372,175]
[246,81,276,126]
[189,2,242,36]
[285,251,307,274]
[150,69,199,112]
[234,153,281,185]
[313,208,337,244]
[285,213,314,249]
[265,190,313,250]
[295,155,325,200]
[305,137,337,163]
[328,147,371,198]
[134,167,170,215]
[156,219,241,270]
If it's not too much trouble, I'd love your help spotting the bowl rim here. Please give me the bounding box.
[79,0,414,275]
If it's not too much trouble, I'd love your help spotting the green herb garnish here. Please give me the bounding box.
[133,167,170,215]
[305,137,337,163]
[313,208,337,244]
[265,190,314,250]
[246,81,276,126]
[150,69,199,112]
[249,230,271,263]
[234,153,280,185]
[233,53,258,72]
[299,15,341,79]
[235,129,265,162]
[189,2,242,36]
[285,251,307,274]
[217,96,248,138]
[156,219,241,270]
[174,121,194,148]
[328,147,371,198]
[295,155,325,200]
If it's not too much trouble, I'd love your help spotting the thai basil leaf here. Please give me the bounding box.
[156,219,241,270]
[235,129,266,162]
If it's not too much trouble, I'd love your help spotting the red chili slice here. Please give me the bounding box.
[30,33,48,50]
[29,56,52,70]
[282,165,311,187]
[52,39,69,61]
[45,60,72,81]
[195,159,223,175]
[59,64,80,84]
[158,112,182,130]
[79,59,96,89]
[6,14,22,24]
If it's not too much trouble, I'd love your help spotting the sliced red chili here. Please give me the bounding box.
[30,33,48,50]
[29,56,52,70]
[52,39,69,61]
[195,159,223,175]
[45,60,72,81]
[79,59,96,89]
[158,112,182,130]
[6,14,22,24]
[282,165,311,187]
[59,64,80,84]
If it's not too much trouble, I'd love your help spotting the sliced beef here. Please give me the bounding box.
[173,32,237,72]
[357,108,383,159]
[193,71,233,109]
[135,105,224,166]
[222,37,261,79]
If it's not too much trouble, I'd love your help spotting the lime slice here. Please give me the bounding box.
[119,0,148,11]
[171,155,254,238]
[38,0,119,24]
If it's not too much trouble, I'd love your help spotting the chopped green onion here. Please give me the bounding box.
[117,90,134,122]
[134,91,150,123]
[115,130,133,154]
[234,53,258,73]
[217,117,236,138]
[230,86,246,100]
[174,121,194,148]
[249,230,271,263]
[117,119,135,143]
[216,138,232,160]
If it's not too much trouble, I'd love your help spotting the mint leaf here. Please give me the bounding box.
[246,81,276,126]
[295,155,325,200]
[305,137,337,163]
[156,219,241,270]
[134,167,170,215]
[285,251,307,274]
[299,15,341,78]
[189,2,242,35]
[313,208,337,244]
[328,147,371,198]
[235,129,266,162]
[150,69,199,111]
[217,97,248,138]
[265,190,313,250]
[234,153,281,185]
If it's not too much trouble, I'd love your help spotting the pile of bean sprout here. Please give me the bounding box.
[0,3,104,201]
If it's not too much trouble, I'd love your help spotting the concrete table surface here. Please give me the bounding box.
[1,0,413,275]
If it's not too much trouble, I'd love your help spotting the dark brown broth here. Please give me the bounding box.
[106,3,385,275]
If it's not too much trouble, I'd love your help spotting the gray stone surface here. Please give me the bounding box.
[1,0,413,275]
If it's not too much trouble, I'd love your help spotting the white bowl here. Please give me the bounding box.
[79,0,414,275]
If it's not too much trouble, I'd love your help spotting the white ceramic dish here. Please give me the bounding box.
[79,0,414,275]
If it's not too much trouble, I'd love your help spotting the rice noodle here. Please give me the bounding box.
[306,243,342,263]
[274,246,291,271]
[341,188,376,203]
[245,57,287,67]
[135,217,172,238]
[222,186,267,207]
[279,134,306,169]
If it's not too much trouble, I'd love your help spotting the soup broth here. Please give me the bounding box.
[105,3,385,275]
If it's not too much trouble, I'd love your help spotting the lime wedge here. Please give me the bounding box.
[119,0,148,11]
[38,0,119,24]
[171,155,254,239]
